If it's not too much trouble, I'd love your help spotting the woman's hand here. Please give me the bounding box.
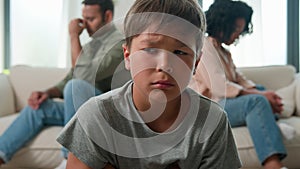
[262,91,283,114]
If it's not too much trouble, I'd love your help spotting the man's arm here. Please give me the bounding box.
[69,19,85,67]
[94,40,126,81]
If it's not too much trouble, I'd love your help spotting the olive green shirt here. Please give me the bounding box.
[55,25,129,97]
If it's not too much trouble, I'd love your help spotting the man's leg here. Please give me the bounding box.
[0,99,64,163]
[62,79,101,158]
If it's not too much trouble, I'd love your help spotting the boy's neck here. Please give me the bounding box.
[146,99,181,133]
[133,90,189,133]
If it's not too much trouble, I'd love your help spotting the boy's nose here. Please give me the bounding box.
[156,51,173,73]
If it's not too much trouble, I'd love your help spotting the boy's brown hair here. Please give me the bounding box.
[124,0,206,54]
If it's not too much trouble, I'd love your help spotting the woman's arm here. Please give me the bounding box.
[239,88,283,113]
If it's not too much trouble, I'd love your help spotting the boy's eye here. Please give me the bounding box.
[173,50,188,55]
[143,48,158,54]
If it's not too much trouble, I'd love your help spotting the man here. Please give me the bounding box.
[0,0,127,168]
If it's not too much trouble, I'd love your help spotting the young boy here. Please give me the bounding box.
[57,0,241,168]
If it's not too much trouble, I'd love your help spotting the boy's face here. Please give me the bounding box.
[123,33,198,101]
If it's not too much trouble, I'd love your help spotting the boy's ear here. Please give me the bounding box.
[123,44,131,70]
[104,10,113,23]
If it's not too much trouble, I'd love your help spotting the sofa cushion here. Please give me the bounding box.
[0,113,64,168]
[0,74,15,117]
[9,65,69,112]
[276,80,296,118]
[232,116,300,168]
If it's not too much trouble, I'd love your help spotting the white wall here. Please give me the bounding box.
[9,0,135,69]
[57,0,136,68]
[0,1,4,71]
[114,0,135,21]
[10,0,63,68]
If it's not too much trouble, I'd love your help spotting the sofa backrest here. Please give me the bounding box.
[9,65,69,112]
[238,65,296,90]
[0,74,15,117]
[7,64,296,112]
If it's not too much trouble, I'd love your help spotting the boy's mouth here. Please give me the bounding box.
[151,80,174,89]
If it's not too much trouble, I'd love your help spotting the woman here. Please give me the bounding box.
[189,1,288,169]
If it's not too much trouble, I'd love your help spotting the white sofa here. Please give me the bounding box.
[0,65,299,169]
[0,65,68,169]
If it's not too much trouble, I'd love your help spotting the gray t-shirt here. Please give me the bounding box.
[57,81,241,169]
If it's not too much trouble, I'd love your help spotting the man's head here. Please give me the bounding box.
[122,0,206,101]
[81,0,114,36]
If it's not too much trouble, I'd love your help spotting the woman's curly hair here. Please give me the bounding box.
[205,0,253,43]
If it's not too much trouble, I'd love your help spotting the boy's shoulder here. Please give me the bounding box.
[188,88,224,112]
[187,88,227,123]
[94,80,132,103]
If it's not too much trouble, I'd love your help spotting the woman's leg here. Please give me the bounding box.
[219,94,286,167]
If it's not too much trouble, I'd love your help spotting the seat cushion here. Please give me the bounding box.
[0,114,64,168]
[232,116,300,168]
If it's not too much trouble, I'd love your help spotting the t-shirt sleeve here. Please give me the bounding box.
[56,114,107,169]
[199,112,241,169]
[54,69,73,96]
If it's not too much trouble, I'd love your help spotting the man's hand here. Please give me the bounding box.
[69,18,85,37]
[69,18,85,67]
[262,91,283,114]
[28,91,49,110]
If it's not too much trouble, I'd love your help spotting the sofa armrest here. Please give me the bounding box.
[0,73,16,117]
[294,73,300,117]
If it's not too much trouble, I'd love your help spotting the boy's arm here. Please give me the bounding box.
[67,153,91,169]
[56,99,113,168]
[199,112,241,169]
[67,153,115,169]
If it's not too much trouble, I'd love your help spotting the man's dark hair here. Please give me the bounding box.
[82,0,114,17]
